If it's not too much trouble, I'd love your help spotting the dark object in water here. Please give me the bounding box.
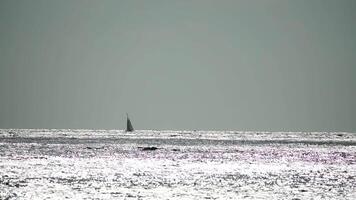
[86,146,104,150]
[126,113,134,132]
[138,147,159,151]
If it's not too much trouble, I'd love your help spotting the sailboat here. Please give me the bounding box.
[126,113,134,132]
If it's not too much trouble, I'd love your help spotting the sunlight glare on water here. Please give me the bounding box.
[0,129,355,199]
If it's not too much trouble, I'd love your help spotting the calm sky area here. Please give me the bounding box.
[0,0,355,131]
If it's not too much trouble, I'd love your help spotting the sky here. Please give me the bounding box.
[0,0,355,131]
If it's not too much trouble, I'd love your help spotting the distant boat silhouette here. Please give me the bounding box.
[126,113,134,132]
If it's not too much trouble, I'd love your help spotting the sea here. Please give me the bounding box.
[0,129,355,199]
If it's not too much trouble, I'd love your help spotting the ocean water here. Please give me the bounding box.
[0,129,355,199]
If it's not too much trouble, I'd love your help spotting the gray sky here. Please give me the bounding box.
[0,0,355,131]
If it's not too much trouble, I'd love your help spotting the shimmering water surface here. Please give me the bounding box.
[1,129,355,199]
